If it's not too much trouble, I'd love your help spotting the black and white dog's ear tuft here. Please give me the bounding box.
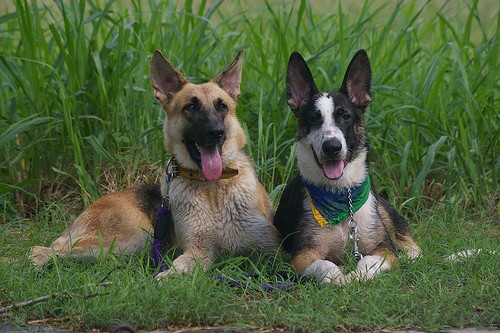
[286,52,319,114]
[339,49,372,108]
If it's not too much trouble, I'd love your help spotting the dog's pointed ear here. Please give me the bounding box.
[339,49,372,108]
[213,50,243,101]
[150,50,189,105]
[286,52,318,114]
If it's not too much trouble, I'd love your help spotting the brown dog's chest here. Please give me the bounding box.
[165,174,269,251]
[171,179,243,212]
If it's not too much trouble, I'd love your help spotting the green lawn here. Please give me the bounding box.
[0,0,498,331]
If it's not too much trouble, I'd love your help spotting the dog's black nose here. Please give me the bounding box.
[322,138,342,157]
[207,129,224,140]
[206,123,225,142]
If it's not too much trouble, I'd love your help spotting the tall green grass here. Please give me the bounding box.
[1,0,498,219]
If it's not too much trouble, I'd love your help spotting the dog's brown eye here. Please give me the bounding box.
[310,111,322,124]
[338,108,350,121]
[183,98,199,113]
[216,99,228,113]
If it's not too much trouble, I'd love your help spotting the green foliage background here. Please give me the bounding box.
[1,0,497,217]
[0,1,499,331]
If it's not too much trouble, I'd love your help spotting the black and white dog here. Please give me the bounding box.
[274,50,421,285]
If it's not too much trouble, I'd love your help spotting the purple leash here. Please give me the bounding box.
[152,159,176,276]
[152,196,171,275]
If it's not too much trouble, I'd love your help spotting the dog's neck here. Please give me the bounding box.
[302,176,371,227]
[175,162,239,180]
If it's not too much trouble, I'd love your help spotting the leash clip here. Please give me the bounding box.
[165,158,177,184]
[163,157,178,199]
[349,222,363,262]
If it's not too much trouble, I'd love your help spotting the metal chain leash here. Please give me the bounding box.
[347,188,363,262]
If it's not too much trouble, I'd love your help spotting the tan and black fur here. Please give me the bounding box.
[274,50,420,285]
[31,50,281,277]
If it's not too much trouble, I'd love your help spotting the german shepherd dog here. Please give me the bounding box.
[31,50,281,278]
[274,50,421,285]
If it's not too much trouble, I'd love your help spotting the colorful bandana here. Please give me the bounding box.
[303,177,371,227]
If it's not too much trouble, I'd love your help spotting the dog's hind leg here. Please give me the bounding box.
[30,224,151,267]
[30,228,74,266]
[376,194,421,259]
[30,233,119,266]
[30,189,156,266]
[393,234,421,259]
[31,227,149,266]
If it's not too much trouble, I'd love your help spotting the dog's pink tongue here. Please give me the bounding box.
[199,145,222,181]
[323,160,344,179]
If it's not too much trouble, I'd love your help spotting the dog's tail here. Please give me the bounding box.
[445,249,497,263]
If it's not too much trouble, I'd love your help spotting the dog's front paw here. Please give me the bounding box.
[346,254,393,282]
[304,259,345,285]
[171,254,199,274]
[323,270,348,285]
[155,269,174,283]
[155,253,212,283]
[154,261,192,283]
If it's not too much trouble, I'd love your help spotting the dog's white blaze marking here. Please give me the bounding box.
[315,93,334,117]
[312,94,347,161]
[304,259,344,285]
